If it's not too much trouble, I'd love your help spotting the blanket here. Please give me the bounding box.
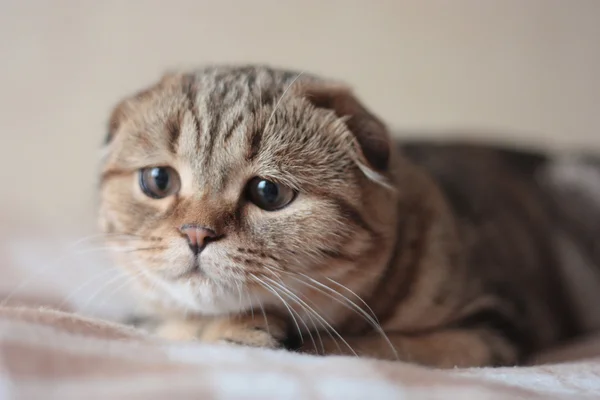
[0,306,599,399]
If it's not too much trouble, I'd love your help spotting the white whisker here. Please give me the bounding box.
[58,267,121,309]
[244,287,255,320]
[293,272,398,360]
[252,292,271,336]
[1,245,121,306]
[264,276,356,357]
[324,276,379,323]
[262,71,305,137]
[95,271,143,310]
[79,269,141,312]
[251,275,304,344]
[262,276,318,352]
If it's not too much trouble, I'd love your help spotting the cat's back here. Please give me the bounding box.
[398,140,600,347]
[398,141,549,220]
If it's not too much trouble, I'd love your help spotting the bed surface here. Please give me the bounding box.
[1,230,599,399]
[0,305,599,399]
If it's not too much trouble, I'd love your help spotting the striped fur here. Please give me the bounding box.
[99,65,598,368]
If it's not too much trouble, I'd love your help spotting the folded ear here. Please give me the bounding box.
[302,84,391,172]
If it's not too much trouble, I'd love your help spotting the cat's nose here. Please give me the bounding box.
[179,224,219,255]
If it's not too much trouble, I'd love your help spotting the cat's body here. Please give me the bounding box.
[99,65,600,368]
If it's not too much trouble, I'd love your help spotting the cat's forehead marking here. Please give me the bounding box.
[177,71,258,190]
[109,66,355,195]
[174,68,306,189]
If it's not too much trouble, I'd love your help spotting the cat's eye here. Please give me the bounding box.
[246,177,296,211]
[139,167,181,199]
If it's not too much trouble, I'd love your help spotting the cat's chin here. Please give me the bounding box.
[137,270,253,316]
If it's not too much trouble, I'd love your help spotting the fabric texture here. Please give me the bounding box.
[0,306,599,399]
[1,232,599,399]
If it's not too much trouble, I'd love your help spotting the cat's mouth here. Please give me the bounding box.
[174,259,204,280]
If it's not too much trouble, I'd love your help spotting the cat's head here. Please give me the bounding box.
[99,65,399,316]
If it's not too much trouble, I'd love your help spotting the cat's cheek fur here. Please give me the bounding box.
[246,197,358,258]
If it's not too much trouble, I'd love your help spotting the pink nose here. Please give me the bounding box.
[179,224,218,254]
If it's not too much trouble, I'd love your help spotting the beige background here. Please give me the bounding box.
[0,1,599,316]
[1,0,600,229]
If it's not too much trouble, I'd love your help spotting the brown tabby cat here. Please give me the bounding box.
[98,65,600,368]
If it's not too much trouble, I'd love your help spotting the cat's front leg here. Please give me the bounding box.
[130,313,288,349]
[194,313,288,349]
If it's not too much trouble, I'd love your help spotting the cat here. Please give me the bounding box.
[98,65,600,368]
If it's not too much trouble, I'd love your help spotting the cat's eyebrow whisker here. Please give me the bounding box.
[290,272,398,360]
[250,275,304,344]
[263,276,356,357]
[261,71,305,137]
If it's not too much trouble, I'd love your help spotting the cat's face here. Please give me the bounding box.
[99,66,397,316]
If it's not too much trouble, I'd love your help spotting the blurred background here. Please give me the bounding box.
[0,0,599,318]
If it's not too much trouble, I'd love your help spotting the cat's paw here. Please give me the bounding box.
[151,314,287,350]
[200,314,287,349]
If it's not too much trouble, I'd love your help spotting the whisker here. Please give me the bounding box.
[1,266,57,307]
[79,270,139,312]
[235,281,244,314]
[291,272,398,360]
[251,275,304,344]
[106,235,162,242]
[124,246,168,253]
[0,245,128,306]
[266,274,326,353]
[245,287,255,320]
[262,277,320,354]
[73,245,135,254]
[324,276,380,323]
[66,233,158,251]
[262,71,305,136]
[95,271,144,310]
[58,267,121,309]
[252,292,271,336]
[284,288,338,355]
[65,233,140,248]
[289,290,339,355]
[263,276,356,357]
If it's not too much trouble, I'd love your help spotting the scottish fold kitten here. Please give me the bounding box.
[99,65,600,367]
